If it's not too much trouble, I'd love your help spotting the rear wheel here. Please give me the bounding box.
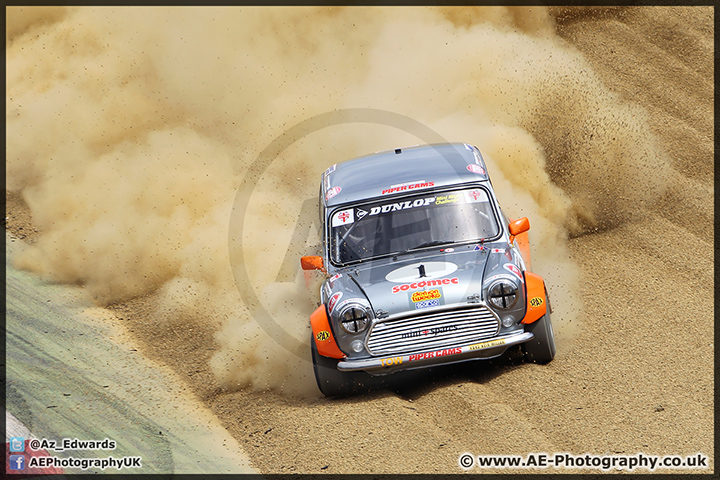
[522,312,556,364]
[311,336,370,397]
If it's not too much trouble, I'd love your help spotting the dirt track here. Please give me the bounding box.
[6,6,713,474]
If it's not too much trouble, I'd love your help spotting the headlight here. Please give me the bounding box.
[338,304,370,333]
[487,280,518,309]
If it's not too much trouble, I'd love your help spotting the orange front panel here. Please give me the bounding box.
[521,271,547,324]
[310,305,346,359]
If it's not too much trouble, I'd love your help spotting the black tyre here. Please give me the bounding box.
[311,336,370,397]
[522,312,556,364]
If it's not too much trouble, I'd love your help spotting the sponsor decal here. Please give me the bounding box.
[483,274,519,285]
[464,189,487,203]
[401,325,457,339]
[331,208,354,227]
[328,292,343,313]
[369,196,436,216]
[467,164,486,175]
[414,299,439,310]
[328,273,342,286]
[465,144,486,166]
[392,277,459,294]
[474,244,485,251]
[356,208,368,220]
[337,211,352,223]
[491,248,505,253]
[381,356,403,367]
[474,150,485,165]
[316,331,330,342]
[435,193,462,205]
[325,186,342,201]
[381,181,435,195]
[385,261,458,283]
[468,338,506,351]
[504,263,523,280]
[441,247,454,253]
[409,347,462,362]
[411,289,441,303]
[529,296,544,308]
[324,164,336,176]
[332,298,369,314]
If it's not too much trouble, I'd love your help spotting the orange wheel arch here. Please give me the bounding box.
[310,305,345,359]
[521,271,547,324]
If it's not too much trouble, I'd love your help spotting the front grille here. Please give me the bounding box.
[366,305,500,356]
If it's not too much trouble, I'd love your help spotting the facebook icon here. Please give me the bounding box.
[9,454,26,470]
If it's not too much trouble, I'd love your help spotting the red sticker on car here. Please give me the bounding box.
[325,186,341,200]
[392,277,459,294]
[381,181,434,195]
[504,263,523,280]
[409,347,461,362]
[328,292,343,313]
[467,164,485,175]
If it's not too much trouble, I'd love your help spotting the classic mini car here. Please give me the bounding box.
[301,143,555,396]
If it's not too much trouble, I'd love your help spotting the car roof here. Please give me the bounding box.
[322,143,490,207]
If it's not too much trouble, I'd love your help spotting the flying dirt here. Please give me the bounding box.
[5,6,713,474]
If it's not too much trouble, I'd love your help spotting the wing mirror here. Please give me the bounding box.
[508,217,530,244]
[509,217,530,235]
[301,256,326,273]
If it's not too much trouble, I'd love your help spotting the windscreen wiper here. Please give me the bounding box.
[392,240,454,260]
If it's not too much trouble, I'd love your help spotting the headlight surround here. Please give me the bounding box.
[338,303,371,334]
[487,280,518,310]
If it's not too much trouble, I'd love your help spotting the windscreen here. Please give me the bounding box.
[329,187,499,264]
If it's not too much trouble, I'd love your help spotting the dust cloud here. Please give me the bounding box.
[6,7,670,395]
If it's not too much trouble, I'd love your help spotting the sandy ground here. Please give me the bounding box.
[5,6,713,474]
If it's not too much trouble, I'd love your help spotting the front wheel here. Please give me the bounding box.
[522,312,556,364]
[311,336,370,397]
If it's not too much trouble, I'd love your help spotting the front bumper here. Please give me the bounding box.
[336,331,533,373]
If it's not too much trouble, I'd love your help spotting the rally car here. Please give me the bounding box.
[301,143,555,396]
